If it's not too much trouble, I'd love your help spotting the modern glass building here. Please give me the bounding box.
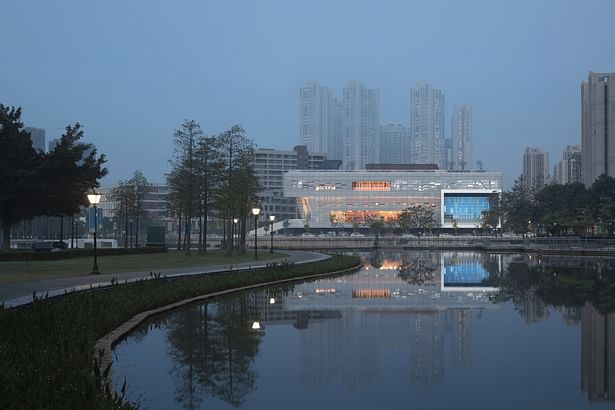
[441,189,501,228]
[282,168,502,227]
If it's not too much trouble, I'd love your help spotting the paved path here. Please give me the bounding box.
[0,250,330,308]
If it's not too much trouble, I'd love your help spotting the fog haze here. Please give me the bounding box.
[2,0,615,186]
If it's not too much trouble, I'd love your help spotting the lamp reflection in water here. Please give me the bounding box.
[250,291,264,331]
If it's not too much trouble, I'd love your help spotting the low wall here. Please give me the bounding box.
[247,236,615,255]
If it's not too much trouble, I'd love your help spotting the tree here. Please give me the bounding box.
[533,182,591,235]
[397,204,436,233]
[370,219,385,246]
[195,135,223,254]
[0,105,107,251]
[0,105,41,251]
[216,126,260,255]
[112,170,148,247]
[41,123,107,242]
[501,175,537,234]
[329,213,339,236]
[168,120,203,255]
[590,175,615,235]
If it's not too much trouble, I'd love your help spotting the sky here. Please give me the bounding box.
[2,0,615,187]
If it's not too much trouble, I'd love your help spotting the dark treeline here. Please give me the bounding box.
[0,104,107,252]
[498,174,615,236]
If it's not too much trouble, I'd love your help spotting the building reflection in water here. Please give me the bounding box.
[581,303,615,404]
[260,251,501,389]
[114,251,615,408]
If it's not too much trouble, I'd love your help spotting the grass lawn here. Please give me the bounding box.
[0,250,287,284]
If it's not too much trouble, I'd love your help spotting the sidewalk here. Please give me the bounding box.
[0,250,330,308]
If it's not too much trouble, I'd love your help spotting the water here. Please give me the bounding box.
[113,251,615,409]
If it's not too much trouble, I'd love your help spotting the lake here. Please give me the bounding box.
[113,251,615,409]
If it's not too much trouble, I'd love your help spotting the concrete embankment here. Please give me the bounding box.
[253,236,615,256]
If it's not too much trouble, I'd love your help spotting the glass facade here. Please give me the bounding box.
[283,170,502,226]
[443,262,490,286]
[441,190,500,228]
[443,195,490,223]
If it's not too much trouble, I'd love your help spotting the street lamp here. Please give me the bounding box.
[233,218,238,250]
[87,191,102,274]
[252,208,260,259]
[269,215,275,254]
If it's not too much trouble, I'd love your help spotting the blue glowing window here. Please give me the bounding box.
[443,195,490,222]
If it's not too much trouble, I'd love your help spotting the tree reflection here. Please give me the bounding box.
[493,256,615,316]
[397,256,437,285]
[368,250,384,269]
[165,293,262,408]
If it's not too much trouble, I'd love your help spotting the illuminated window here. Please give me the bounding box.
[352,181,391,191]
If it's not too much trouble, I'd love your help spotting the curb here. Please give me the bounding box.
[94,262,362,389]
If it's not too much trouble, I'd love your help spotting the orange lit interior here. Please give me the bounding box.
[351,181,391,191]
[330,210,400,223]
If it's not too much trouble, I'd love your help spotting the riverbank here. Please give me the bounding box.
[0,254,361,409]
[260,236,615,256]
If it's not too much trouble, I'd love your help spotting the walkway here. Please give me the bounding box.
[0,250,330,308]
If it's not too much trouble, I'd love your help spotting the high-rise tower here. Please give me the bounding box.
[379,123,410,164]
[300,82,342,161]
[451,105,473,171]
[342,81,379,170]
[553,145,582,185]
[410,82,445,169]
[523,147,549,190]
[582,72,615,186]
[24,127,45,153]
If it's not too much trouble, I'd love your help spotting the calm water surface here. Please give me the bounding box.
[113,251,615,409]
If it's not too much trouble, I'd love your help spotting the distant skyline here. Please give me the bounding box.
[2,0,615,187]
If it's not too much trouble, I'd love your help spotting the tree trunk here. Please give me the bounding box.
[184,215,191,255]
[135,201,139,248]
[1,222,11,252]
[203,201,208,255]
[198,198,203,255]
[176,211,182,251]
[240,214,247,254]
[124,194,129,249]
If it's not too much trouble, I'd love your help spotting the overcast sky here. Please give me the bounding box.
[2,0,615,187]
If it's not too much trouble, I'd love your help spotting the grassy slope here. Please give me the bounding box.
[0,250,285,284]
[0,254,361,409]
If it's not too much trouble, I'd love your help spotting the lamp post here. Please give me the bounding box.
[129,218,133,248]
[233,218,238,250]
[252,208,260,259]
[269,215,275,253]
[87,192,101,274]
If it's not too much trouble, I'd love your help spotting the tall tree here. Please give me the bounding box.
[216,126,260,255]
[501,175,537,234]
[0,105,40,251]
[195,135,223,254]
[41,123,107,241]
[111,170,148,247]
[0,106,107,252]
[168,120,203,255]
